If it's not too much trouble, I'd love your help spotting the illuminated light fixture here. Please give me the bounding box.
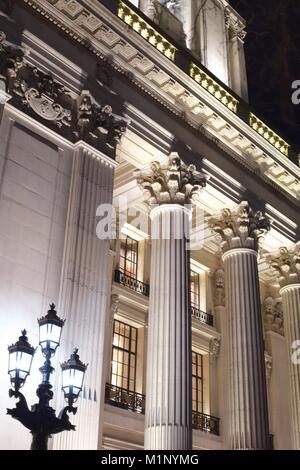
[8,330,35,390]
[38,303,65,356]
[61,349,87,406]
[6,304,87,450]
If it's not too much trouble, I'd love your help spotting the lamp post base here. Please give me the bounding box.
[31,433,49,450]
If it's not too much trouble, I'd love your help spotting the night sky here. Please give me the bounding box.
[230,0,300,149]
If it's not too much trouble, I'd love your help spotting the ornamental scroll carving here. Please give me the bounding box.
[0,32,127,157]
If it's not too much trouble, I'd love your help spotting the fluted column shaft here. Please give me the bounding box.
[145,204,192,450]
[280,284,300,449]
[53,143,116,450]
[223,248,270,449]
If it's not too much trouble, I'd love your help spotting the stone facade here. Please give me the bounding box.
[0,0,299,451]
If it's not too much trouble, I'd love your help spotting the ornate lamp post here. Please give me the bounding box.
[7,304,87,450]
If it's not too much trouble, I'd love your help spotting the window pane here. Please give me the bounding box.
[110,319,138,393]
[192,351,204,414]
[120,237,138,278]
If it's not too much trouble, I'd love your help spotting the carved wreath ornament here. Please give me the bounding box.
[0,32,127,156]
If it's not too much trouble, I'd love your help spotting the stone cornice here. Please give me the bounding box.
[6,0,300,204]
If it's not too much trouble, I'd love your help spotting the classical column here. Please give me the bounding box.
[51,142,117,450]
[135,154,207,450]
[269,244,300,449]
[210,202,271,450]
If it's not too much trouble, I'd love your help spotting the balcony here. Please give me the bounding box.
[191,306,214,327]
[114,269,150,297]
[192,410,220,436]
[105,383,220,436]
[105,383,145,414]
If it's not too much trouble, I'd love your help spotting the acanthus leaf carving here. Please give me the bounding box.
[268,244,300,288]
[135,152,208,206]
[209,201,271,253]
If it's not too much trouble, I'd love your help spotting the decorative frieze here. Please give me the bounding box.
[0,32,127,157]
[209,201,271,253]
[135,152,208,206]
[19,1,300,201]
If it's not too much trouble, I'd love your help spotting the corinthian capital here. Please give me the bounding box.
[135,153,208,206]
[209,201,271,253]
[268,244,300,288]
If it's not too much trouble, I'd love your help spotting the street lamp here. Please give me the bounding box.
[7,304,87,450]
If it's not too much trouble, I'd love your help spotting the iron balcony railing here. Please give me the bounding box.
[192,410,220,436]
[191,306,214,327]
[114,270,150,297]
[105,383,220,436]
[105,383,145,414]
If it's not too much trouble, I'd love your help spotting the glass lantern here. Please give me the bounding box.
[61,349,87,405]
[38,304,64,356]
[8,330,35,390]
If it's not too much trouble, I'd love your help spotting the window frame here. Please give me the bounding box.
[192,351,204,414]
[190,269,201,309]
[119,236,139,280]
[110,319,138,392]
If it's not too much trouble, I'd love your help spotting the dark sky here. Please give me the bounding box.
[230,0,300,149]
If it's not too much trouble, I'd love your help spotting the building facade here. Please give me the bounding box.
[0,0,299,450]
